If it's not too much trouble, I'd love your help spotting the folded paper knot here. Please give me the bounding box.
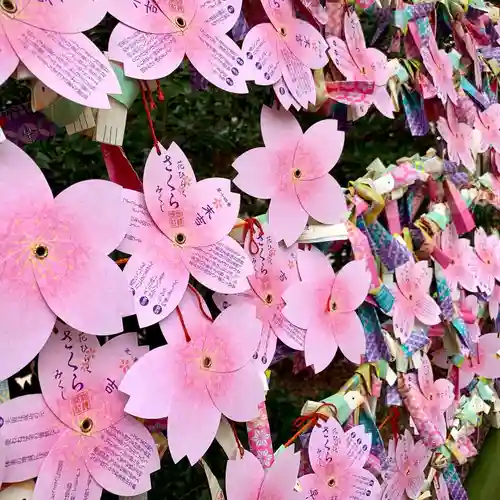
[242,217,264,255]
[285,403,336,448]
[443,160,468,187]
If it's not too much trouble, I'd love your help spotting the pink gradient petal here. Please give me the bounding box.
[347,469,381,498]
[207,304,261,370]
[33,430,102,500]
[186,29,248,94]
[38,321,100,428]
[86,417,160,496]
[279,43,317,108]
[327,36,358,80]
[296,175,348,225]
[241,24,281,85]
[308,417,346,474]
[143,142,196,239]
[123,248,189,327]
[331,259,371,312]
[433,379,454,411]
[294,119,345,179]
[260,104,303,151]
[299,473,330,499]
[160,287,212,345]
[371,85,394,118]
[0,29,18,85]
[156,0,198,27]
[363,48,391,85]
[282,281,322,328]
[207,363,263,421]
[14,0,106,32]
[304,314,338,373]
[286,19,328,69]
[381,477,407,500]
[260,0,293,30]
[226,452,264,500]
[406,472,425,499]
[345,425,372,468]
[34,250,128,335]
[3,21,118,109]
[197,0,242,34]
[54,180,129,255]
[107,1,177,34]
[412,294,441,326]
[182,236,253,293]
[297,246,334,283]
[268,190,309,246]
[121,345,173,419]
[168,385,221,464]
[475,227,490,263]
[108,25,186,80]
[393,289,415,342]
[0,394,64,483]
[179,177,241,247]
[271,311,306,351]
[395,430,414,471]
[332,311,366,364]
[417,353,434,396]
[260,446,300,497]
[233,147,281,199]
[410,440,432,474]
[344,10,366,55]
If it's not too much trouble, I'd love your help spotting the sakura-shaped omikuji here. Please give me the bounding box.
[282,246,371,372]
[0,0,118,107]
[241,0,328,108]
[381,431,431,500]
[0,323,160,499]
[118,141,253,327]
[233,105,347,246]
[327,10,394,118]
[225,447,299,500]
[392,260,441,343]
[119,293,265,464]
[213,223,305,369]
[0,139,132,381]
[298,417,381,499]
[108,0,249,93]
[473,227,500,295]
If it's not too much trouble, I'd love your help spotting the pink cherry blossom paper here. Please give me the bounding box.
[282,246,371,372]
[226,446,299,500]
[233,105,347,246]
[0,0,118,107]
[299,417,381,499]
[117,142,253,327]
[213,223,305,369]
[473,227,500,295]
[327,11,394,118]
[381,430,431,500]
[108,0,249,94]
[0,323,160,499]
[392,260,441,343]
[475,103,500,153]
[120,300,265,465]
[0,139,132,381]
[242,0,328,108]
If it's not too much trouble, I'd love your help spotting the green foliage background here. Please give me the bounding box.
[0,38,438,499]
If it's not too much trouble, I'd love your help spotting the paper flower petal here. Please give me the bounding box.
[34,250,128,335]
[54,180,129,255]
[433,379,454,411]
[33,430,102,500]
[286,19,328,69]
[3,21,118,108]
[260,445,300,497]
[271,311,306,351]
[0,394,64,483]
[197,0,242,34]
[331,259,370,312]
[332,311,366,364]
[371,85,394,118]
[207,362,263,421]
[417,353,434,396]
[282,281,320,328]
[294,119,345,179]
[406,473,426,499]
[226,452,264,500]
[109,24,186,80]
[296,174,347,224]
[186,29,248,94]
[304,314,338,372]
[413,294,441,326]
[297,246,334,283]
[241,24,281,85]
[121,345,174,419]
[345,425,372,468]
[308,417,345,473]
[233,147,281,199]
[0,29,18,85]
[268,189,309,246]
[182,236,253,293]
[393,290,415,342]
[260,104,303,151]
[168,385,221,464]
[86,416,160,496]
[327,36,358,80]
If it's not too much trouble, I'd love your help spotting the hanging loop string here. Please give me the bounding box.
[139,80,161,155]
[240,217,264,255]
[175,306,191,342]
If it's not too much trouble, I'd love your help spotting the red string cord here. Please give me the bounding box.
[188,284,213,322]
[175,306,191,342]
[140,81,161,155]
[156,80,164,101]
[240,217,264,255]
[230,421,245,458]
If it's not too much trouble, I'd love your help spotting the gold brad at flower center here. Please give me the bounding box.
[80,417,94,434]
[33,243,49,260]
[0,0,17,14]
